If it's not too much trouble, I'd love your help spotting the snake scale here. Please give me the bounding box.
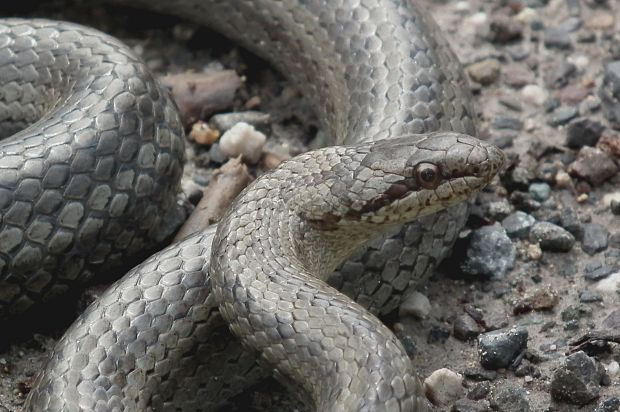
[0,1,506,410]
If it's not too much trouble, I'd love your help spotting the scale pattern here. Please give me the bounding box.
[0,19,185,318]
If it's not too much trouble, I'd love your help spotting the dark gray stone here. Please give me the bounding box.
[544,27,573,49]
[502,211,536,239]
[584,261,614,281]
[611,200,620,215]
[529,222,575,252]
[478,326,528,370]
[566,118,605,148]
[548,106,578,126]
[551,351,604,405]
[490,116,523,131]
[579,290,603,303]
[559,207,584,240]
[461,224,515,279]
[454,314,484,341]
[582,223,609,255]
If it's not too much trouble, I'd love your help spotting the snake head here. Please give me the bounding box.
[293,132,504,231]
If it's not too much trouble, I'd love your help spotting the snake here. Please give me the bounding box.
[0,0,506,410]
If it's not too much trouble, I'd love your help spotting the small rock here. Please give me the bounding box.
[528,182,550,202]
[548,106,578,126]
[399,291,431,320]
[594,397,620,412]
[584,261,614,281]
[490,116,523,131]
[579,290,602,303]
[599,61,620,128]
[612,200,620,215]
[527,244,542,260]
[219,122,267,164]
[463,368,498,381]
[483,199,513,221]
[468,59,501,85]
[491,384,531,412]
[501,211,536,239]
[489,15,524,43]
[210,111,271,132]
[544,27,573,50]
[568,147,618,186]
[586,12,616,30]
[582,224,609,255]
[599,132,620,157]
[461,224,516,278]
[550,351,604,405]
[454,314,484,341]
[208,143,227,164]
[521,84,548,106]
[529,222,575,252]
[545,62,577,89]
[602,309,620,329]
[513,287,559,314]
[189,121,220,145]
[424,368,465,407]
[594,272,620,293]
[467,381,491,400]
[555,171,572,188]
[606,362,619,378]
[503,67,534,88]
[566,118,605,149]
[478,326,528,370]
[559,207,584,240]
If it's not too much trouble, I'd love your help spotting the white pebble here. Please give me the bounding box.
[219,122,267,164]
[602,192,620,207]
[399,291,431,319]
[468,12,487,26]
[606,361,620,378]
[516,8,538,24]
[521,85,548,106]
[595,271,620,293]
[567,54,590,70]
[424,368,464,406]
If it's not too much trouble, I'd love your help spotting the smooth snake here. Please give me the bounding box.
[0,1,505,410]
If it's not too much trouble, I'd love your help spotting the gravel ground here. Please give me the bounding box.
[1,0,619,411]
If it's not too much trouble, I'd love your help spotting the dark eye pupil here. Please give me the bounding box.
[421,168,435,182]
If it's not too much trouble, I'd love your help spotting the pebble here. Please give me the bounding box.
[527,244,542,260]
[579,289,602,303]
[561,304,592,329]
[208,143,227,164]
[555,171,572,188]
[189,121,220,145]
[547,106,578,126]
[600,61,620,128]
[502,211,535,239]
[210,111,271,132]
[454,314,484,341]
[484,199,513,220]
[529,222,575,252]
[490,384,531,412]
[423,368,464,407]
[478,326,528,369]
[467,59,501,85]
[502,67,534,89]
[586,12,616,30]
[461,224,515,279]
[398,291,431,320]
[581,223,609,256]
[544,27,573,50]
[521,84,548,106]
[528,182,550,202]
[568,147,618,186]
[559,207,584,240]
[612,200,620,215]
[565,118,605,149]
[467,381,491,400]
[606,361,619,378]
[594,397,620,412]
[488,15,524,44]
[219,122,267,164]
[550,351,604,405]
[463,368,497,381]
[490,116,523,131]
[545,62,577,89]
[596,272,620,293]
[513,287,559,314]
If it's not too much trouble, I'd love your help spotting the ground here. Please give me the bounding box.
[0,0,619,411]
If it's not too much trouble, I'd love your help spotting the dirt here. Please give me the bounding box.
[0,0,619,411]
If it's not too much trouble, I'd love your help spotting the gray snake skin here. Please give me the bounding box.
[0,1,506,410]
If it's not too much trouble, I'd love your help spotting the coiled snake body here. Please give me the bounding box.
[0,1,505,410]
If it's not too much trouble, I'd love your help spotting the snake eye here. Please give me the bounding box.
[414,163,441,189]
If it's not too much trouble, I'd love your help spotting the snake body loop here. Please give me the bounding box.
[0,1,507,410]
